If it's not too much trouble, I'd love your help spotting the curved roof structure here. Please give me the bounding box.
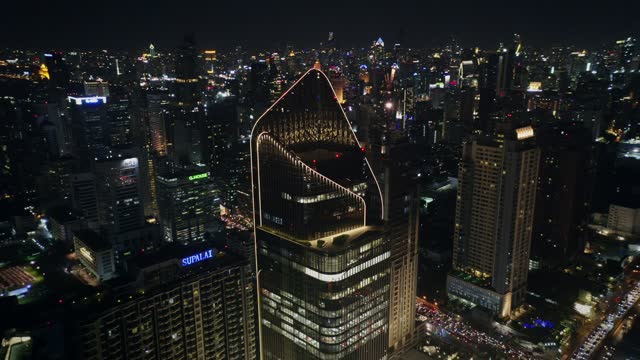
[250,68,383,242]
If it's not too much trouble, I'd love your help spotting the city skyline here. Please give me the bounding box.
[1,22,640,360]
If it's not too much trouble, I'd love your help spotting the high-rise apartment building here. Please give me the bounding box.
[70,249,256,360]
[447,126,540,317]
[251,69,391,359]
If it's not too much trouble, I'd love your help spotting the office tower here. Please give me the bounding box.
[203,99,238,173]
[146,92,169,155]
[106,98,132,147]
[477,48,517,133]
[44,52,70,90]
[0,98,21,198]
[204,50,216,75]
[156,166,216,244]
[140,150,160,218]
[619,37,637,70]
[371,37,385,65]
[67,96,108,159]
[531,122,592,268]
[71,250,256,360]
[172,34,205,165]
[328,68,345,104]
[251,69,390,359]
[380,143,420,354]
[496,48,515,97]
[71,172,99,226]
[93,151,155,256]
[175,34,202,107]
[478,53,499,132]
[447,126,540,317]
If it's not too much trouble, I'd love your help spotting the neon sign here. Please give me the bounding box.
[181,249,214,267]
[188,173,208,181]
[67,96,107,105]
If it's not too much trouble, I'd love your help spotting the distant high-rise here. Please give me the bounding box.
[146,92,169,155]
[618,37,637,70]
[68,96,108,159]
[70,172,98,227]
[531,122,592,268]
[380,143,420,354]
[174,34,202,107]
[157,166,216,244]
[448,127,540,317]
[92,150,157,257]
[44,52,70,90]
[172,34,205,165]
[106,98,132,147]
[251,69,390,359]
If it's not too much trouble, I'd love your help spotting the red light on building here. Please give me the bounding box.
[335,153,341,159]
[360,147,366,153]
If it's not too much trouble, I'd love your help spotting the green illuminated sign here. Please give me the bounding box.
[188,173,209,181]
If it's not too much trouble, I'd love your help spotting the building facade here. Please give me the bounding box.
[73,229,116,281]
[448,128,540,317]
[73,252,256,360]
[156,166,216,244]
[251,69,390,359]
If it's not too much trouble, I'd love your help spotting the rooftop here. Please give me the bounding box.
[73,229,111,252]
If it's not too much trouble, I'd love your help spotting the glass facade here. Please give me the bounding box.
[251,69,389,359]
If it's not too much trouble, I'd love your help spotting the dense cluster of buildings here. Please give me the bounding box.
[0,31,639,359]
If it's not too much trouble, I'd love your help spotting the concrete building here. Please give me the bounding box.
[607,204,640,236]
[448,127,540,317]
[73,229,116,281]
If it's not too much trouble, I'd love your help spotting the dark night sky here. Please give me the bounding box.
[2,0,638,50]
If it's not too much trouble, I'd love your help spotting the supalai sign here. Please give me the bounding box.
[181,249,215,267]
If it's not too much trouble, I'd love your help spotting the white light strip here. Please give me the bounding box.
[256,132,367,230]
[264,247,390,283]
[250,68,385,221]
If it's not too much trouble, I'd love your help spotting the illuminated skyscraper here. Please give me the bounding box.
[146,92,169,155]
[157,166,217,244]
[447,127,540,317]
[251,69,390,359]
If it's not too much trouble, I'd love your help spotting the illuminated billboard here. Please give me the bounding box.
[181,249,215,267]
[188,173,209,181]
[67,96,108,105]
